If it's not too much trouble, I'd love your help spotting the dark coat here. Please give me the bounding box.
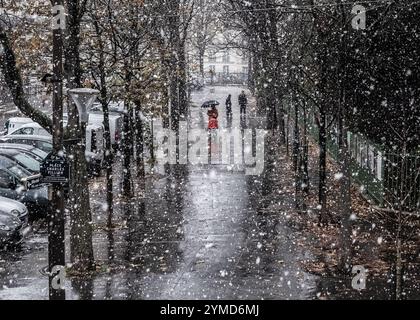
[238,93,247,106]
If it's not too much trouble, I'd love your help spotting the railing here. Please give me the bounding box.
[286,111,420,211]
[383,153,420,211]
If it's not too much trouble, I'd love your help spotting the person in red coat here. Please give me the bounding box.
[207,105,219,130]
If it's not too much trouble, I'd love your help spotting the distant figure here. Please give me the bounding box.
[225,94,232,118]
[209,68,215,85]
[4,119,9,131]
[238,90,247,115]
[207,105,219,130]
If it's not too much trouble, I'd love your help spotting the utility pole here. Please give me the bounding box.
[49,0,66,300]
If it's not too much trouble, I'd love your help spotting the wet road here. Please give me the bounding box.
[5,85,391,300]
[0,86,316,299]
[91,86,316,299]
[1,86,419,300]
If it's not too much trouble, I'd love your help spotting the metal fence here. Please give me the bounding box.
[287,111,420,211]
[383,153,420,211]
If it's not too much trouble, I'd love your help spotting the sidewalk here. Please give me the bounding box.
[0,86,318,300]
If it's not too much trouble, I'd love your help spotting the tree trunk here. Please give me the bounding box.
[302,103,309,194]
[293,103,300,172]
[248,54,255,94]
[65,0,94,272]
[68,123,95,271]
[170,66,180,132]
[134,102,146,190]
[266,87,278,131]
[122,110,133,197]
[93,17,114,229]
[178,47,188,121]
[122,67,133,198]
[199,48,205,78]
[337,109,353,272]
[100,78,113,229]
[318,110,329,224]
[395,144,407,300]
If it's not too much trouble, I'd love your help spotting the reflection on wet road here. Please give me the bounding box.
[92,86,316,299]
[82,85,316,299]
[0,86,314,299]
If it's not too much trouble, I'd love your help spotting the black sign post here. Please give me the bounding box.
[40,153,69,185]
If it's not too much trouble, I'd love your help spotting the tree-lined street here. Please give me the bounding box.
[0,87,314,299]
[0,0,419,301]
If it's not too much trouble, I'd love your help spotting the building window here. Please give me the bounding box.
[222,50,230,63]
[208,51,216,63]
[242,67,248,74]
[242,53,248,64]
[223,65,229,74]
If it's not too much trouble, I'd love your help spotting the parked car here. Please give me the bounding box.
[0,130,103,174]
[0,135,53,153]
[3,117,33,135]
[7,122,50,137]
[0,143,48,162]
[90,101,125,114]
[88,113,122,150]
[0,157,48,219]
[0,151,41,174]
[0,195,29,228]
[0,210,24,247]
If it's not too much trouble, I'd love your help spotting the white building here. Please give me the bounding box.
[202,33,249,85]
[204,48,249,74]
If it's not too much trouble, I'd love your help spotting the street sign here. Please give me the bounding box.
[40,153,69,184]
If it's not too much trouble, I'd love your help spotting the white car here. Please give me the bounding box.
[3,117,33,135]
[63,112,121,150]
[0,135,53,153]
[7,122,50,137]
[0,196,29,228]
[88,113,122,149]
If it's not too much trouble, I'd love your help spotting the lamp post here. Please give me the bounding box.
[68,88,99,168]
[68,88,100,124]
[68,88,99,162]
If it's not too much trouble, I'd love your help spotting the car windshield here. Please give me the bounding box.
[38,141,53,153]
[8,165,30,179]
[0,156,30,179]
[30,148,48,159]
[12,154,40,172]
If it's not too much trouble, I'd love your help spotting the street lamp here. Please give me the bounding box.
[68,88,99,123]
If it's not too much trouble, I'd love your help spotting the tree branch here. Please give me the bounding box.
[0,29,53,133]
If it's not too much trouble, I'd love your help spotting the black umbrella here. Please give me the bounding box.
[201,100,220,108]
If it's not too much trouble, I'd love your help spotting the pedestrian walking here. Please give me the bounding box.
[238,90,247,115]
[225,94,232,118]
[207,105,219,130]
[207,105,219,162]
